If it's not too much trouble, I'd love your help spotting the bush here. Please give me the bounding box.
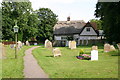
[79,49,84,56]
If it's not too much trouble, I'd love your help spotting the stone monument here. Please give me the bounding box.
[45,39,52,49]
[92,46,98,50]
[69,41,76,49]
[104,43,111,52]
[91,50,98,61]
[53,48,61,57]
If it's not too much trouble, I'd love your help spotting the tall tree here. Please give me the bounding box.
[2,0,38,41]
[90,19,103,30]
[95,2,120,43]
[35,8,58,41]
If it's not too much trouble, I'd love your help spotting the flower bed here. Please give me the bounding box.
[76,54,91,60]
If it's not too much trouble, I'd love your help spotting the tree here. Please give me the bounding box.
[2,0,38,41]
[35,8,58,41]
[90,19,103,30]
[95,2,120,43]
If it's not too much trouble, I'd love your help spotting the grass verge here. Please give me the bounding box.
[2,45,32,78]
[32,46,118,78]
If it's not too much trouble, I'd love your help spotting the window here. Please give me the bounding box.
[61,36,67,40]
[86,28,90,32]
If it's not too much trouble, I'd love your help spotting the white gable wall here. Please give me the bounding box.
[80,27,97,36]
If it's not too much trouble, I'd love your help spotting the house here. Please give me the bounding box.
[53,17,99,46]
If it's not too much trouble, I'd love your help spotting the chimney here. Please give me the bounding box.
[67,16,70,21]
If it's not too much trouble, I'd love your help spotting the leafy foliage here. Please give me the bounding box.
[95,2,120,43]
[90,19,103,30]
[2,1,58,42]
[2,0,36,41]
[35,8,58,41]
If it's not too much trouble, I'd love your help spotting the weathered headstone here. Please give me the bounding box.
[91,50,98,61]
[110,45,116,51]
[0,43,6,59]
[26,41,30,46]
[17,41,22,49]
[117,43,120,50]
[69,41,76,49]
[104,43,111,52]
[53,48,61,57]
[92,46,98,50]
[68,41,71,48]
[45,39,52,49]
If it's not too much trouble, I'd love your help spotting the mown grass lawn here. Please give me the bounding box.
[2,45,32,78]
[32,45,119,78]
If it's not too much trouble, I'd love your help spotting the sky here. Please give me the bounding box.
[0,0,98,22]
[29,0,98,22]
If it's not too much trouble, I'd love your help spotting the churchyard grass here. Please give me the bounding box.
[32,46,119,78]
[2,45,32,78]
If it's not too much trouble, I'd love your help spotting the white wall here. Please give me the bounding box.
[80,27,97,36]
[54,36,61,40]
[54,36,67,40]
[73,34,79,39]
[79,36,98,40]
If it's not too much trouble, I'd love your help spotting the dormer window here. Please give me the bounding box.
[86,28,90,32]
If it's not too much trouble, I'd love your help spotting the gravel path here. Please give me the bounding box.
[23,46,49,78]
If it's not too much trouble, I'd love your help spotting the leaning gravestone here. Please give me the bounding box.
[110,45,116,51]
[117,43,120,50]
[53,48,61,57]
[91,50,98,61]
[92,46,98,50]
[26,41,30,46]
[104,43,111,52]
[69,41,76,49]
[45,39,52,49]
[0,43,6,59]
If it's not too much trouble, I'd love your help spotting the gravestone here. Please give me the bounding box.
[53,48,61,57]
[104,43,111,52]
[17,41,22,49]
[92,46,98,50]
[110,45,116,51]
[26,41,30,46]
[117,43,120,50]
[45,39,52,49]
[69,41,76,49]
[91,50,98,61]
[0,43,6,59]
[68,41,71,48]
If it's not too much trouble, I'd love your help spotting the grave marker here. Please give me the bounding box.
[53,48,61,57]
[91,50,98,61]
[69,41,76,49]
[45,39,52,49]
[104,43,111,52]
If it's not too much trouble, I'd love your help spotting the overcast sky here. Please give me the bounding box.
[0,0,98,22]
[29,0,98,22]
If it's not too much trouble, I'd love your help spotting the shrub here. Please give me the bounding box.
[79,49,84,56]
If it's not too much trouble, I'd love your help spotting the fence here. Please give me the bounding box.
[2,41,15,45]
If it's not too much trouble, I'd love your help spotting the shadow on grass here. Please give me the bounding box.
[45,55,54,57]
